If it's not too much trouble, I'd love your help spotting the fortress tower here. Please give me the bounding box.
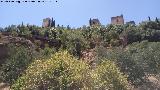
[111,14,124,25]
[42,17,55,28]
[89,18,101,26]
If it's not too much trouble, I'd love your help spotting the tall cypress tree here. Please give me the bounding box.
[50,18,55,28]
[89,18,92,26]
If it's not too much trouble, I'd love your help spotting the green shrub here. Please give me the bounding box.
[11,51,93,90]
[41,47,56,58]
[94,46,146,86]
[11,51,129,90]
[59,30,89,55]
[128,41,160,74]
[95,41,160,86]
[92,60,129,90]
[11,30,18,37]
[0,44,34,84]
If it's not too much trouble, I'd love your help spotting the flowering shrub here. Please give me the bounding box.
[11,51,129,90]
[11,51,92,90]
[92,60,129,90]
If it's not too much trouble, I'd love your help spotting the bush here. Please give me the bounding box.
[60,30,88,57]
[41,47,56,58]
[95,41,160,86]
[11,51,92,90]
[11,51,129,90]
[92,60,129,90]
[0,44,34,84]
[94,46,146,86]
[128,41,160,74]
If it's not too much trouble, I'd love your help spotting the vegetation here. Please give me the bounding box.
[0,44,34,84]
[11,51,129,90]
[0,18,160,89]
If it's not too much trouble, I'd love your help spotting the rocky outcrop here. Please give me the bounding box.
[134,75,160,90]
[81,49,96,63]
[0,83,10,90]
[0,35,35,49]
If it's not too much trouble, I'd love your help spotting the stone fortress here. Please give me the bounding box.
[42,15,135,28]
[111,14,124,25]
[89,18,101,26]
[88,14,135,27]
[42,17,55,28]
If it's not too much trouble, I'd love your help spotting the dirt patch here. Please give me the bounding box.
[134,76,160,90]
[0,83,10,90]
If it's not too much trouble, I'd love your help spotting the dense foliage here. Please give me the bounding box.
[0,44,33,84]
[92,60,129,90]
[94,41,160,86]
[0,18,160,89]
[11,51,129,90]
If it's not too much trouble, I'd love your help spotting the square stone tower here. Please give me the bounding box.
[111,15,124,25]
[42,17,55,28]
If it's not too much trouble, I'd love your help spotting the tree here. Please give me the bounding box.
[67,25,71,30]
[0,44,34,84]
[0,27,3,32]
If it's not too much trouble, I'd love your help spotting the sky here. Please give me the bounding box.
[0,0,160,28]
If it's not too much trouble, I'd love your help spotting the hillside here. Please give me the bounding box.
[0,19,160,90]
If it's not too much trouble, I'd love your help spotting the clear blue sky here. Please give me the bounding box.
[0,0,160,28]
